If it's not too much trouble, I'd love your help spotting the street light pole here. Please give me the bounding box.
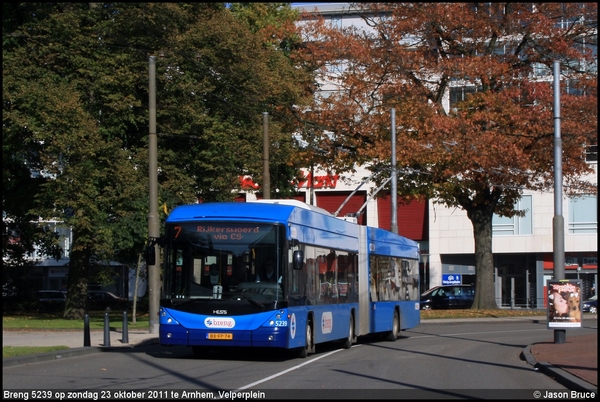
[552,60,565,344]
[262,112,270,199]
[390,108,398,234]
[148,56,160,334]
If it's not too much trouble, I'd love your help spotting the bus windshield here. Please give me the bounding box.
[162,222,284,301]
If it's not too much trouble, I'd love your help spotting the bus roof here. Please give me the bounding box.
[166,201,418,256]
[368,226,420,259]
[166,202,300,224]
[166,200,341,223]
[250,199,332,215]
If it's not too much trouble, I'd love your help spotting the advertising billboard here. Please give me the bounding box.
[547,280,582,328]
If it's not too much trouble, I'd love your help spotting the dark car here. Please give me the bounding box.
[36,290,67,311]
[37,290,67,302]
[87,291,127,310]
[420,284,475,310]
[582,296,597,314]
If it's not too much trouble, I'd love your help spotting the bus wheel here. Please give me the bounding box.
[341,315,354,349]
[296,320,313,358]
[384,310,399,342]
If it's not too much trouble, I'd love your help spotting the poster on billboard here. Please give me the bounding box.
[547,280,582,328]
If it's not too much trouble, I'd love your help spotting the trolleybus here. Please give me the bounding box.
[159,200,420,357]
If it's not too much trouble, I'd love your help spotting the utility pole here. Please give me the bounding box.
[390,108,398,234]
[148,56,160,334]
[552,60,565,344]
[262,112,270,199]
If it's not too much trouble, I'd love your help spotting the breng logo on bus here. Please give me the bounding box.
[204,317,235,328]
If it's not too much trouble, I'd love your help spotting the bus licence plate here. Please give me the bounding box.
[207,333,233,340]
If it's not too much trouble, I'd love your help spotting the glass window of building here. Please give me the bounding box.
[492,195,533,236]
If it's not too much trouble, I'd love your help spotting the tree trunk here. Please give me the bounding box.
[63,231,91,319]
[468,207,499,310]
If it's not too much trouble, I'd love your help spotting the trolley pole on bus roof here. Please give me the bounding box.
[552,60,565,344]
[148,56,160,334]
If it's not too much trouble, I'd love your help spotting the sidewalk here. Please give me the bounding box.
[2,328,159,368]
[2,328,158,349]
[3,316,597,390]
[526,333,597,390]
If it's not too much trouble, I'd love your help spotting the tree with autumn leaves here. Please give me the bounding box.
[294,3,597,309]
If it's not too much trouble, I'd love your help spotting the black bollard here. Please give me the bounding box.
[554,329,566,344]
[84,313,91,347]
[103,310,111,346]
[122,310,129,344]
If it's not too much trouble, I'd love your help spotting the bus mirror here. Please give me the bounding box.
[144,245,156,266]
[293,250,304,270]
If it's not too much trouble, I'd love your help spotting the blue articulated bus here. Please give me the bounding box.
[159,200,420,358]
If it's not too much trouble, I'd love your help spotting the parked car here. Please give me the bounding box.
[582,295,597,314]
[420,285,475,310]
[87,291,127,310]
[37,290,67,302]
[36,290,67,311]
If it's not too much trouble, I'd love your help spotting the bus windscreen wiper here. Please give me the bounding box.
[234,292,265,310]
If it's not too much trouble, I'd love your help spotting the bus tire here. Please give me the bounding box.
[384,310,399,342]
[295,319,313,358]
[341,314,354,349]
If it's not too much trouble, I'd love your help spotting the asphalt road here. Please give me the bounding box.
[5,319,596,399]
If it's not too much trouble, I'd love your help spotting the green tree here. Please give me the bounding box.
[295,2,597,309]
[153,3,310,201]
[3,3,311,318]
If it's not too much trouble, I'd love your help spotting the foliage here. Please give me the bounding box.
[3,3,312,318]
[294,2,597,309]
